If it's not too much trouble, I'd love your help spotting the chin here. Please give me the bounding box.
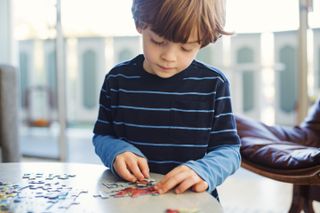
[156,72,175,79]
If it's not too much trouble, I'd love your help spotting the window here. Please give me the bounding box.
[237,47,255,112]
[46,49,57,108]
[118,49,133,63]
[19,52,29,107]
[82,50,97,110]
[279,46,297,113]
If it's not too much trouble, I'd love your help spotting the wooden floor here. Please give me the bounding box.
[20,127,320,213]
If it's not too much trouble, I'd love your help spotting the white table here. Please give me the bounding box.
[0,162,223,213]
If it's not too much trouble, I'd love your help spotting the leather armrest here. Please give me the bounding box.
[241,137,320,169]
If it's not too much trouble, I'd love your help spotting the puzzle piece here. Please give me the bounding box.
[114,186,159,198]
[93,191,112,199]
[95,178,159,199]
[46,174,76,180]
[22,173,44,180]
[102,182,132,189]
[136,178,156,187]
[165,208,200,213]
[0,173,87,212]
[22,173,76,181]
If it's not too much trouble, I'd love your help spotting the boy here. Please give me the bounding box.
[93,0,241,199]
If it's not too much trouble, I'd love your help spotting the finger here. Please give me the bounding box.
[157,166,182,185]
[126,159,145,181]
[175,176,199,194]
[192,181,208,192]
[157,171,187,194]
[138,158,150,178]
[155,167,183,192]
[114,160,137,182]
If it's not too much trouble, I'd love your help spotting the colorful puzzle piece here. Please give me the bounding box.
[94,178,159,199]
[1,174,162,212]
[114,186,158,198]
[165,208,200,213]
[0,173,87,212]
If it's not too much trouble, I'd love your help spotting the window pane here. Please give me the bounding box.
[82,50,97,109]
[237,47,255,112]
[19,52,29,107]
[279,46,297,113]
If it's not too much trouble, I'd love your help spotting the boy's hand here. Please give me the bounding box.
[155,165,208,194]
[113,151,150,182]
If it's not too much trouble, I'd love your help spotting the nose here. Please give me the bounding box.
[160,45,176,62]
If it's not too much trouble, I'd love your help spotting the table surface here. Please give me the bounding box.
[0,162,223,213]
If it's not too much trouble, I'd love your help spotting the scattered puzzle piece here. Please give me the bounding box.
[2,173,163,212]
[166,208,200,213]
[0,173,88,212]
[94,178,159,199]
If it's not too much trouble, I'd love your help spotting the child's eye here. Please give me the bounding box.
[181,46,193,52]
[151,38,165,46]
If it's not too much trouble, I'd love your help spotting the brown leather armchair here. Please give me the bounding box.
[236,99,320,213]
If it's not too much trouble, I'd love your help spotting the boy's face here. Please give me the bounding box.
[138,27,201,78]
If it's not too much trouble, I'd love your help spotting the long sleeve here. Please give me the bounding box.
[92,74,146,176]
[184,144,241,192]
[184,78,241,192]
[92,134,146,175]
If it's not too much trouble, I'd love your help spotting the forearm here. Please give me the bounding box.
[184,144,241,192]
[92,134,146,175]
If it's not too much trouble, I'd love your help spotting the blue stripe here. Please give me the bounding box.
[97,119,110,125]
[113,121,211,131]
[183,76,224,82]
[210,129,237,134]
[110,88,216,96]
[100,104,111,111]
[215,112,233,118]
[111,105,214,113]
[107,74,141,79]
[148,160,182,164]
[123,138,208,148]
[216,96,231,101]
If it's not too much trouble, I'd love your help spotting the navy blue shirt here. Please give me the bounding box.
[93,54,241,194]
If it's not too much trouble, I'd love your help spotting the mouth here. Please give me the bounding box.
[158,65,174,71]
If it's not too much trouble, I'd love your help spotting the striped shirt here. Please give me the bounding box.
[93,54,241,194]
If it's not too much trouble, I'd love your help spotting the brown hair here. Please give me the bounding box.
[132,0,231,47]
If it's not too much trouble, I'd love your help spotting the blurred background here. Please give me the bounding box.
[0,0,319,212]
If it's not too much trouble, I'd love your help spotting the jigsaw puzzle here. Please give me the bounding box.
[1,173,194,212]
[0,173,87,212]
[94,178,159,199]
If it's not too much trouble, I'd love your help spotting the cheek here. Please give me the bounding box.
[179,53,196,67]
[143,45,158,61]
[143,47,154,62]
